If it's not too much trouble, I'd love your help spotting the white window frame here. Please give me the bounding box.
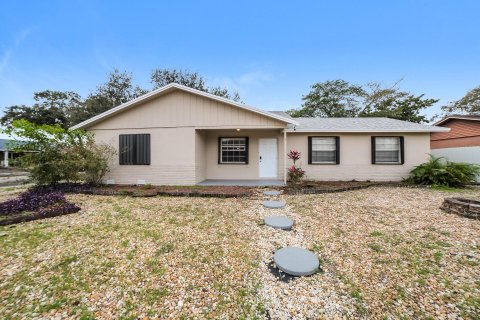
[311,137,338,164]
[219,137,248,164]
[374,136,402,164]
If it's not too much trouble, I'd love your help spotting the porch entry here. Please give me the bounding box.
[259,138,278,178]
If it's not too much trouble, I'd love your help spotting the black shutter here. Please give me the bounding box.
[399,136,405,164]
[119,134,150,165]
[245,137,249,164]
[371,136,376,164]
[119,135,126,165]
[335,136,340,164]
[218,137,222,164]
[308,136,312,164]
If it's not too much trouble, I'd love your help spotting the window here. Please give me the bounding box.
[308,137,340,164]
[372,136,404,164]
[119,134,150,165]
[218,137,249,164]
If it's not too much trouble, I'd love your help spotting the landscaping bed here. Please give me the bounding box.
[0,189,80,226]
[39,183,252,198]
[284,180,374,194]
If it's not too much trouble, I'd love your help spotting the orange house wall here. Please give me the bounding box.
[430,119,480,149]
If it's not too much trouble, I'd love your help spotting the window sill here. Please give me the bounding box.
[373,163,403,165]
[309,162,339,165]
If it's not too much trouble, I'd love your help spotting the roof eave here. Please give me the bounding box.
[285,128,450,133]
[434,116,480,126]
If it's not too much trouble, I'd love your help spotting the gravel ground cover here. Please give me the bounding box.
[0,193,265,319]
[287,187,480,319]
[0,186,479,319]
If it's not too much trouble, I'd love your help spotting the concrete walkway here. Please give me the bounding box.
[197,179,285,187]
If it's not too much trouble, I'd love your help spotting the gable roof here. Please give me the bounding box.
[286,117,449,133]
[434,114,480,126]
[71,83,298,130]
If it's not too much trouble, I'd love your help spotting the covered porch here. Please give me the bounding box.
[194,128,289,184]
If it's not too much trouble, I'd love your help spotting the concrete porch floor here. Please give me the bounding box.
[197,179,285,187]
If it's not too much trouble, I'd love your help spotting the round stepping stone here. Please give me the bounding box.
[264,190,282,196]
[264,216,294,230]
[274,247,319,276]
[263,200,286,209]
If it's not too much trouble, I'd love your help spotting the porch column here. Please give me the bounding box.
[283,130,287,184]
[4,150,8,168]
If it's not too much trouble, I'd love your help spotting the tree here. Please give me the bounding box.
[289,79,438,123]
[3,119,115,185]
[1,90,82,129]
[70,69,147,125]
[289,80,365,118]
[441,86,480,115]
[151,68,241,102]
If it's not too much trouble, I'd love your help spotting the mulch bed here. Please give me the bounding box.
[283,181,374,195]
[74,184,252,198]
[0,205,80,226]
[282,181,432,195]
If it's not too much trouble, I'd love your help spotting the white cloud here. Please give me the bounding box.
[208,71,274,97]
[0,27,32,75]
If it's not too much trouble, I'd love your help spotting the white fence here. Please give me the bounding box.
[431,146,480,182]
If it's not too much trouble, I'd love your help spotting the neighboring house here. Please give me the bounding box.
[430,115,480,181]
[0,139,23,168]
[71,83,448,185]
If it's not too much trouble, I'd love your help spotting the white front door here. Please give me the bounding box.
[259,138,278,178]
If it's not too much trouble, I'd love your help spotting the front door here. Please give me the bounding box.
[259,138,278,178]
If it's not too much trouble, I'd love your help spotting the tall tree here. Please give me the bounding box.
[1,90,82,128]
[441,86,480,115]
[289,79,438,123]
[289,80,365,117]
[70,69,147,125]
[150,68,241,102]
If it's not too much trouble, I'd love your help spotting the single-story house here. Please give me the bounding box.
[430,115,480,181]
[0,139,23,168]
[71,83,449,185]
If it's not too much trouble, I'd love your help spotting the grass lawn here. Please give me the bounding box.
[0,186,479,319]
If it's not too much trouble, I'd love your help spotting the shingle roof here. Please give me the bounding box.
[268,111,293,119]
[285,117,449,133]
[434,114,480,125]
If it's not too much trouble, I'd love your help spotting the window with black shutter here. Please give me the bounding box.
[308,136,340,164]
[119,134,151,165]
[371,136,404,164]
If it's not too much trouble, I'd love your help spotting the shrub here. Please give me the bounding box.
[287,149,305,187]
[287,165,305,185]
[4,119,115,186]
[407,155,480,187]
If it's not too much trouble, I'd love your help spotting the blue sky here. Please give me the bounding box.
[1,0,479,120]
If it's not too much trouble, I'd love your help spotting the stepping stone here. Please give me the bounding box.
[263,200,286,209]
[274,247,319,276]
[264,216,294,230]
[264,190,282,196]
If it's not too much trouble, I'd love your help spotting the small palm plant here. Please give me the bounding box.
[407,155,479,187]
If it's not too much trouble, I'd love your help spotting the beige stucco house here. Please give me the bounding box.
[71,83,449,185]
